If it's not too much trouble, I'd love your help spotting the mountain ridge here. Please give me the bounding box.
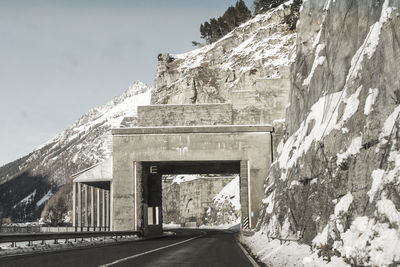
[0,81,151,222]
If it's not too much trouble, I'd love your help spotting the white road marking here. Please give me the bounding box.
[98,236,201,266]
[236,240,260,267]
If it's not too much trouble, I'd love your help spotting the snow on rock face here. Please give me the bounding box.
[334,192,353,217]
[36,190,53,207]
[212,175,240,211]
[336,137,362,166]
[0,81,151,221]
[152,3,295,125]
[204,175,240,226]
[257,0,400,265]
[364,88,379,115]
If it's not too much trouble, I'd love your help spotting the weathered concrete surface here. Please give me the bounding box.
[112,125,273,135]
[138,103,233,126]
[112,127,272,231]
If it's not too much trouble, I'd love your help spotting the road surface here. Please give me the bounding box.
[0,229,257,267]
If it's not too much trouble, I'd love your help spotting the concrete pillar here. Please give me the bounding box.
[97,188,100,230]
[102,189,105,230]
[105,191,109,231]
[90,186,94,230]
[240,161,251,229]
[110,182,113,231]
[77,183,82,231]
[84,184,88,231]
[72,182,76,230]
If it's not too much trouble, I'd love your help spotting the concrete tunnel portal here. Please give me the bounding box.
[72,103,277,236]
[141,161,241,236]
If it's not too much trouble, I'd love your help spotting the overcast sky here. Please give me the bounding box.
[0,0,254,166]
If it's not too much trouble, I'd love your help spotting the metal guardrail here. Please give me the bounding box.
[0,226,111,234]
[0,231,140,247]
[0,226,41,233]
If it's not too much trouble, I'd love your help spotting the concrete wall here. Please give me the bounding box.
[112,127,272,231]
[138,103,233,126]
[232,76,290,125]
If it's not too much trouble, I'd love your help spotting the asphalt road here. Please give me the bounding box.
[0,229,256,267]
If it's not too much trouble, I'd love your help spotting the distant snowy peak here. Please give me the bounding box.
[111,81,150,106]
[4,81,152,187]
[36,81,152,151]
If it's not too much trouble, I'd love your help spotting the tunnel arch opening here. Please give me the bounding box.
[140,161,245,236]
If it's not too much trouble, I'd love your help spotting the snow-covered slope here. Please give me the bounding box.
[153,3,295,125]
[205,175,241,226]
[0,81,151,221]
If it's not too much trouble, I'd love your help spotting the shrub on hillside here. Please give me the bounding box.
[200,0,251,44]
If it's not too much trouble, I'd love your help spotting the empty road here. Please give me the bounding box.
[0,229,257,267]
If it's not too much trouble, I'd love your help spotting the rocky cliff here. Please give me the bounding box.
[0,82,151,222]
[258,0,400,265]
[162,175,238,226]
[152,4,296,125]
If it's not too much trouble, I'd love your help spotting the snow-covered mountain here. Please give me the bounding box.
[0,81,151,222]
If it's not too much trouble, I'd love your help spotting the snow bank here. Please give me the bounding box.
[240,230,349,266]
[340,216,400,266]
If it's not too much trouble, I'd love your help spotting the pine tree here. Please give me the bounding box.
[199,0,252,44]
[235,0,251,24]
[217,17,230,37]
[223,6,237,29]
[254,0,285,14]
[209,18,220,43]
[200,22,212,43]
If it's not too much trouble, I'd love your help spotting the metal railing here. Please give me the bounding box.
[0,226,41,233]
[0,231,140,247]
[0,226,111,234]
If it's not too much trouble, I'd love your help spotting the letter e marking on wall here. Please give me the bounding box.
[150,166,158,174]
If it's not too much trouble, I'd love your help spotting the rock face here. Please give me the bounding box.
[204,175,241,226]
[162,175,234,226]
[152,6,295,125]
[0,82,151,222]
[261,0,400,265]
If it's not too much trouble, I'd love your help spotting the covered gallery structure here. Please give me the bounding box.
[71,103,275,235]
[71,159,112,231]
